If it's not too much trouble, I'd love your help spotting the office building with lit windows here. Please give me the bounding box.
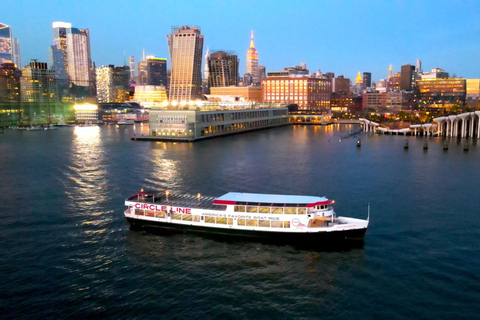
[167,26,204,101]
[20,62,59,103]
[96,65,130,103]
[262,77,332,111]
[66,27,93,94]
[416,78,466,109]
[133,85,168,108]
[0,23,13,64]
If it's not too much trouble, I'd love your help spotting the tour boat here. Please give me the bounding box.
[124,190,369,245]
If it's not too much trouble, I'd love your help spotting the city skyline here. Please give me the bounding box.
[3,0,480,83]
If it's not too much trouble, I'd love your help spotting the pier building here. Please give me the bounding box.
[136,102,289,141]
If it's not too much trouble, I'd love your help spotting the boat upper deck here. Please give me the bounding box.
[126,191,226,211]
[213,192,334,207]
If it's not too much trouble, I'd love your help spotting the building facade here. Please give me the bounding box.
[167,26,204,101]
[147,57,167,87]
[363,72,372,88]
[400,64,415,91]
[262,77,331,111]
[362,91,386,110]
[147,104,289,141]
[133,85,168,108]
[207,51,238,88]
[209,86,262,102]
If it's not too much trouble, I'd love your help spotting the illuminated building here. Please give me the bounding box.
[0,63,21,102]
[387,72,401,91]
[245,30,259,85]
[362,91,386,110]
[400,64,415,91]
[466,79,480,100]
[132,85,168,108]
[0,23,13,64]
[146,56,167,87]
[66,27,93,95]
[20,61,59,103]
[146,102,288,141]
[354,72,363,85]
[207,51,238,88]
[96,65,130,103]
[416,78,466,109]
[332,75,351,94]
[363,72,372,88]
[167,26,204,101]
[262,77,331,111]
[209,86,262,102]
[73,103,98,124]
[51,22,94,97]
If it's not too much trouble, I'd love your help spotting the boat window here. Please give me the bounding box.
[205,217,215,223]
[284,221,291,228]
[285,208,296,214]
[298,208,306,214]
[259,220,270,227]
[271,221,284,228]
[285,203,297,207]
[183,215,193,221]
[216,217,227,224]
[246,219,258,227]
[238,218,246,226]
[271,207,283,214]
[227,218,234,225]
[234,205,246,212]
[246,206,258,213]
[258,207,270,214]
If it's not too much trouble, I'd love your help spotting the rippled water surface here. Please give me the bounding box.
[1,124,479,319]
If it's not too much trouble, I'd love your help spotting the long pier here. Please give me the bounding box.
[360,111,480,138]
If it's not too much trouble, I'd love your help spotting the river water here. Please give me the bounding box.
[0,124,479,319]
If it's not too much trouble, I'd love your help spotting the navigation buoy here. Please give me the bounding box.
[443,142,448,150]
[404,139,409,149]
[356,138,361,147]
[463,144,469,151]
[423,140,428,150]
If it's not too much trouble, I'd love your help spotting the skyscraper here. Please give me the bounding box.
[0,23,13,64]
[245,30,258,85]
[400,64,415,91]
[167,26,204,102]
[129,55,135,80]
[12,38,21,68]
[66,27,93,91]
[363,72,372,88]
[146,57,167,87]
[96,64,130,103]
[51,21,93,97]
[207,51,238,88]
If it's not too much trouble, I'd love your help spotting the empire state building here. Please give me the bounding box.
[245,30,258,85]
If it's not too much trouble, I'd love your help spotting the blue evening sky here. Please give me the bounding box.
[3,0,480,82]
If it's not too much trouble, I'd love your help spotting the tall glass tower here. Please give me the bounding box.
[167,26,204,102]
[0,23,13,64]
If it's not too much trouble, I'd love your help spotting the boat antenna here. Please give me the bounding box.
[367,203,370,221]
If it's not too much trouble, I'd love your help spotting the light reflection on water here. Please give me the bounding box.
[65,126,110,232]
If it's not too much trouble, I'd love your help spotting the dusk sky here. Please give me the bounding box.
[4,0,480,82]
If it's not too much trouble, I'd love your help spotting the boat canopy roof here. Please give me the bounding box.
[213,192,333,207]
